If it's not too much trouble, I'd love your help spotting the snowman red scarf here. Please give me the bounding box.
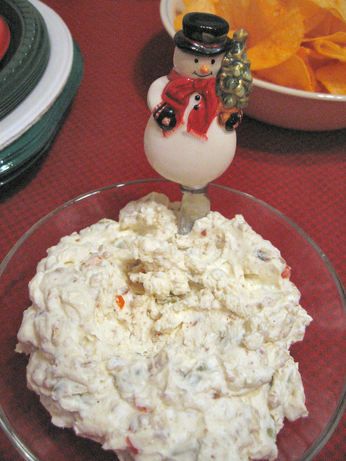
[159,70,219,140]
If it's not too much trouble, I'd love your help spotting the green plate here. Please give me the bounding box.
[0,0,50,120]
[0,42,83,182]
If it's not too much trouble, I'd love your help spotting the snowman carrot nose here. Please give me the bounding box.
[199,65,210,75]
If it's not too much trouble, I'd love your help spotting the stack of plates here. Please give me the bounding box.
[0,15,11,61]
[0,0,83,187]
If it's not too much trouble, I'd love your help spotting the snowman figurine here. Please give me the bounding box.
[144,12,252,232]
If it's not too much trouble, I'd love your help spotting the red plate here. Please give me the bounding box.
[0,16,10,61]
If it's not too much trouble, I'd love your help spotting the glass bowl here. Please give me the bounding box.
[0,179,345,461]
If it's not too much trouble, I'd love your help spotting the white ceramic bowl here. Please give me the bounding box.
[160,0,346,131]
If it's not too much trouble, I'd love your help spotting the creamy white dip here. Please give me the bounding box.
[16,193,312,461]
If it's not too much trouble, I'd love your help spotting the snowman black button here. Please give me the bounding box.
[194,94,201,110]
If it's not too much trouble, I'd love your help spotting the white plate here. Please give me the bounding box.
[0,0,73,150]
[160,0,346,131]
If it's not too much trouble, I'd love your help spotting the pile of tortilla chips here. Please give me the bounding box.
[174,0,346,94]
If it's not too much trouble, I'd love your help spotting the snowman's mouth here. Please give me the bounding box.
[193,71,213,78]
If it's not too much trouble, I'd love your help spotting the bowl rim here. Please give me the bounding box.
[0,178,345,461]
[159,0,346,103]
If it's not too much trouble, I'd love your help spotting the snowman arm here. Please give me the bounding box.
[147,76,169,111]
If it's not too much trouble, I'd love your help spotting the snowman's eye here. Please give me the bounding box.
[211,59,215,65]
[194,58,199,63]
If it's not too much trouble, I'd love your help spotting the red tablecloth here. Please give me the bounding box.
[0,1,345,459]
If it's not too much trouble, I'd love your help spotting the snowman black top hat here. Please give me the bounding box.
[174,12,232,56]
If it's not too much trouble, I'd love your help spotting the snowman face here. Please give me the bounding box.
[173,47,225,79]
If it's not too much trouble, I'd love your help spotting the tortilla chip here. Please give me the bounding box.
[255,48,317,91]
[298,45,331,77]
[174,0,217,32]
[309,13,346,36]
[303,31,346,61]
[327,15,346,33]
[308,0,346,23]
[174,0,346,94]
[216,0,288,47]
[285,0,346,34]
[315,62,346,94]
[282,0,323,33]
[215,1,305,69]
[247,7,305,70]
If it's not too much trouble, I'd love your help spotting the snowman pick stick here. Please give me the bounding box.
[144,12,252,234]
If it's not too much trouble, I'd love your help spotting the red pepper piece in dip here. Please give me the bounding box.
[115,295,125,309]
[126,436,139,455]
[281,265,292,279]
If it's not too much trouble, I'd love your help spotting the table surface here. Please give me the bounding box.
[0,0,345,460]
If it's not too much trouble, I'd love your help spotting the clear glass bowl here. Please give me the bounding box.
[0,179,345,461]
